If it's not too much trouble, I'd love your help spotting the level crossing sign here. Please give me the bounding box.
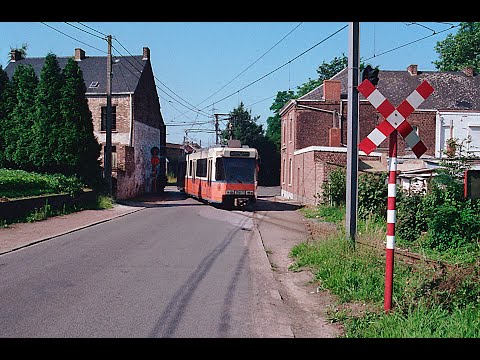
[358,79,434,158]
[357,78,434,312]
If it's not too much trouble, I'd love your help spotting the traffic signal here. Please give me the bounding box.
[361,65,380,86]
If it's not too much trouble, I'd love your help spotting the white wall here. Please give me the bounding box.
[436,112,480,158]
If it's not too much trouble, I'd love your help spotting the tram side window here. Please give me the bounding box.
[215,158,225,180]
[196,158,207,177]
[189,160,193,177]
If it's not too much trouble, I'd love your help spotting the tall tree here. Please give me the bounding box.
[223,102,264,146]
[7,65,38,171]
[433,22,480,72]
[0,65,10,167]
[60,58,102,187]
[30,53,64,174]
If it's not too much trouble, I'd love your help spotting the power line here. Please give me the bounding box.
[64,22,105,40]
[76,22,108,38]
[44,22,212,121]
[195,22,303,108]
[364,22,460,61]
[112,38,211,118]
[200,23,349,112]
[40,22,105,54]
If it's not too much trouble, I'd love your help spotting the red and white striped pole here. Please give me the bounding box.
[385,130,397,312]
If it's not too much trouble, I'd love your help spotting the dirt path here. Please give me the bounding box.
[253,190,344,338]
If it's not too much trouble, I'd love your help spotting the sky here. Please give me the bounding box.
[0,21,462,146]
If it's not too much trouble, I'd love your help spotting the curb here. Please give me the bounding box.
[0,206,145,256]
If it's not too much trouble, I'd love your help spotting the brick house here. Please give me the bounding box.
[280,64,480,205]
[5,47,166,200]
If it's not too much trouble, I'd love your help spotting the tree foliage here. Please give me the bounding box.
[60,58,102,187]
[0,65,10,167]
[296,53,349,98]
[433,22,480,72]
[0,52,102,189]
[7,65,38,171]
[31,53,64,173]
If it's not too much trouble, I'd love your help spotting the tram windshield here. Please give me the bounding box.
[216,157,256,183]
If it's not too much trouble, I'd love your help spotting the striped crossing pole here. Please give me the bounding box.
[385,131,397,312]
[357,78,434,312]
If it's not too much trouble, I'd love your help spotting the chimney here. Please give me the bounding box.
[74,48,86,61]
[142,47,150,61]
[462,66,474,77]
[323,80,341,102]
[407,64,418,76]
[10,49,24,62]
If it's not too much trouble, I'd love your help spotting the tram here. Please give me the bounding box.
[178,145,258,209]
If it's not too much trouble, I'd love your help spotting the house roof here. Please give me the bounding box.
[299,65,480,111]
[4,50,148,95]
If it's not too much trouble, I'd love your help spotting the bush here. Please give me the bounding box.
[357,172,388,221]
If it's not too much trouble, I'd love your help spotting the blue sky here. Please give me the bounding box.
[0,21,461,146]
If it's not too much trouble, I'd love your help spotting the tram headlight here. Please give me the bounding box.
[226,190,234,195]
[246,190,254,195]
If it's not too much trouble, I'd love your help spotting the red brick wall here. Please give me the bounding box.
[89,95,131,134]
[296,102,340,149]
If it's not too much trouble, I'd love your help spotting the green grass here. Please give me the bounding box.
[0,168,84,199]
[292,204,480,338]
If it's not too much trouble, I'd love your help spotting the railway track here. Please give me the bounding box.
[304,219,463,272]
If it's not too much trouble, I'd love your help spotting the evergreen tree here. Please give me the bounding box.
[30,53,64,174]
[60,58,101,187]
[8,65,38,171]
[1,65,37,169]
[0,65,10,167]
[223,102,264,146]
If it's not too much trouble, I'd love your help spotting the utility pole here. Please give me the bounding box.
[214,113,229,145]
[104,34,113,196]
[346,22,360,244]
[214,114,219,145]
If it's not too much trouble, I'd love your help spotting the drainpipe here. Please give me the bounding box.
[129,93,133,147]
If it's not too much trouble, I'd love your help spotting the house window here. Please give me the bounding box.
[101,106,117,131]
[282,158,286,184]
[289,158,292,186]
[289,117,293,142]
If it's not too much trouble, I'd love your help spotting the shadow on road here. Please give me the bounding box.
[253,197,303,212]
[116,186,304,213]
